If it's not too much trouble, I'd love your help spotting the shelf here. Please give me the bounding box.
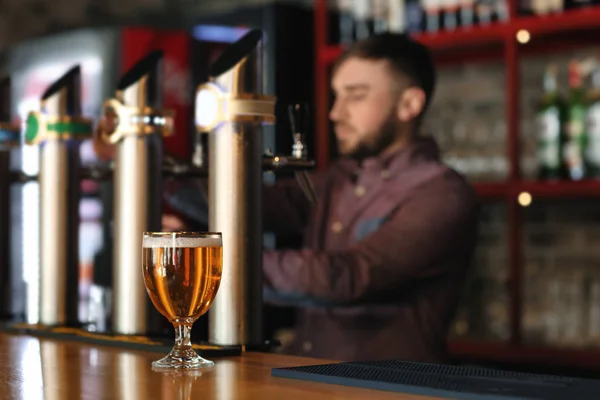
[473,179,600,199]
[518,179,600,197]
[321,23,509,64]
[518,7,600,37]
[449,340,600,370]
[473,182,511,198]
[320,6,600,65]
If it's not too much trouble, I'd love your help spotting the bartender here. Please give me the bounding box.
[258,33,478,363]
[94,33,478,364]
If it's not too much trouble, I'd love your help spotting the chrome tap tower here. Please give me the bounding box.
[25,66,93,326]
[100,51,174,335]
[0,77,20,319]
[195,29,275,347]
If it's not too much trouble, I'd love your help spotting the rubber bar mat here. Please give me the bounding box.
[272,359,600,399]
[0,323,241,357]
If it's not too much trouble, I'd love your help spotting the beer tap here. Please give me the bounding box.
[193,29,319,349]
[260,104,316,175]
[195,29,270,347]
[258,104,317,179]
[0,77,21,321]
[99,50,174,336]
[25,66,94,326]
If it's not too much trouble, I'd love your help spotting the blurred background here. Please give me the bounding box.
[3,0,600,377]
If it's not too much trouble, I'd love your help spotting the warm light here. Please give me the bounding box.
[516,30,530,44]
[195,88,220,129]
[518,192,532,207]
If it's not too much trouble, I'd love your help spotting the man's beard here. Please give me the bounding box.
[338,110,401,161]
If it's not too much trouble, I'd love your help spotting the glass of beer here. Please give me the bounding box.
[142,231,223,369]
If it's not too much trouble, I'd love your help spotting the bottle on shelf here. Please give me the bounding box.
[475,0,495,25]
[442,0,460,30]
[422,0,441,32]
[372,0,390,33]
[459,0,475,27]
[495,0,509,21]
[563,60,588,181]
[549,0,565,13]
[353,0,373,40]
[565,0,594,10]
[406,0,424,32]
[338,0,356,46]
[521,0,564,15]
[387,0,408,34]
[585,60,600,178]
[518,0,534,15]
[531,0,552,15]
[536,63,565,180]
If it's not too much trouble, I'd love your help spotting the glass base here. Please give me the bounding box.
[152,346,214,370]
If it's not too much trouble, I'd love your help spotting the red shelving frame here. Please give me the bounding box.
[314,0,600,369]
[475,180,600,198]
[320,7,600,64]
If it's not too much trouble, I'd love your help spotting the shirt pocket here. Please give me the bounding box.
[354,217,386,242]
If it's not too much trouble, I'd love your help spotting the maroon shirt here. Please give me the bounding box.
[263,137,479,363]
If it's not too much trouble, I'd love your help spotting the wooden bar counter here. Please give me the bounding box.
[0,332,441,399]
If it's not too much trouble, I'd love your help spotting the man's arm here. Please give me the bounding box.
[263,174,478,303]
[163,172,325,236]
[263,172,323,236]
[163,178,210,228]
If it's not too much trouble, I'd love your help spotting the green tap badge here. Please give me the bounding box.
[25,111,93,145]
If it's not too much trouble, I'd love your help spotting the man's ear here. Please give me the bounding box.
[396,87,426,122]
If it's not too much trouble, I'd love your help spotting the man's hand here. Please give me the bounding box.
[162,214,187,231]
[92,117,116,162]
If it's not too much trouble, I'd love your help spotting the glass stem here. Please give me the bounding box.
[174,322,193,350]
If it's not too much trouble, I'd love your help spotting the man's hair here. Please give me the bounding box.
[334,33,437,113]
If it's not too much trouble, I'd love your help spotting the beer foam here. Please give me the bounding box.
[143,235,222,248]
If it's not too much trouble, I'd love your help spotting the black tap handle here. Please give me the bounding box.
[287,103,310,139]
[285,102,317,205]
[287,103,311,159]
[287,104,298,136]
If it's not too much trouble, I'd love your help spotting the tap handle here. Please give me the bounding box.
[287,103,310,158]
[285,102,317,205]
[192,132,204,168]
[287,102,310,135]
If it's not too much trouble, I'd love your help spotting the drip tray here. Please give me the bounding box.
[272,360,600,399]
[0,323,241,357]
